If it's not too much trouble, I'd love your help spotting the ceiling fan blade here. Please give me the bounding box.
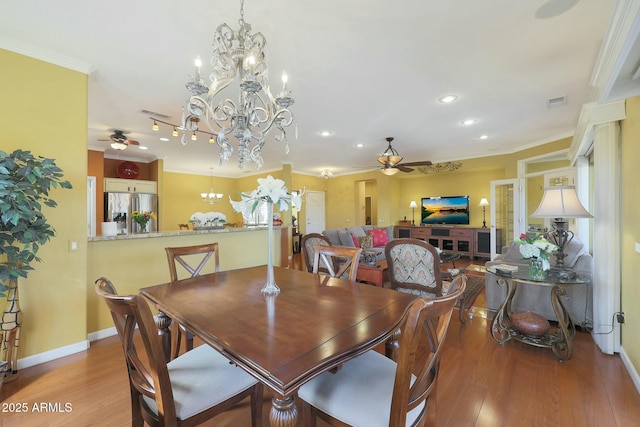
[397,165,414,173]
[127,140,140,146]
[401,160,432,167]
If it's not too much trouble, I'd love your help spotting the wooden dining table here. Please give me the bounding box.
[140,265,417,427]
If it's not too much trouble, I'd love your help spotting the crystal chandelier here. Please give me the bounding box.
[181,0,295,169]
[417,162,462,174]
[202,168,223,204]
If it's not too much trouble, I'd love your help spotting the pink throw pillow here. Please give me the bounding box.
[351,233,360,248]
[368,229,388,247]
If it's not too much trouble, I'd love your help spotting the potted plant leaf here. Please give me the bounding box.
[0,149,71,380]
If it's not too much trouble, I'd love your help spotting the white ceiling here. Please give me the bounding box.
[1,0,637,178]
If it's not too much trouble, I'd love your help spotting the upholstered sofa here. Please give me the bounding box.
[485,237,593,327]
[322,225,394,261]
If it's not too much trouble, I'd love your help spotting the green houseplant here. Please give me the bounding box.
[0,149,72,296]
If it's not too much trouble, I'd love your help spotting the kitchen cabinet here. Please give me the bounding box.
[104,178,157,194]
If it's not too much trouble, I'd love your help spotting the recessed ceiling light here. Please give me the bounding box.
[159,137,170,142]
[478,134,489,140]
[461,119,477,126]
[356,143,364,148]
[320,131,333,137]
[439,95,458,104]
[138,146,148,150]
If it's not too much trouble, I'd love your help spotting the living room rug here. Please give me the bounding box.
[455,274,485,310]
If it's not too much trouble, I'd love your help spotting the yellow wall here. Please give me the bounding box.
[163,171,237,229]
[620,96,640,372]
[0,49,88,356]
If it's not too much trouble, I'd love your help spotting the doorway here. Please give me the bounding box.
[305,191,326,234]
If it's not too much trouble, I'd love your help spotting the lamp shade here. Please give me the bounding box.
[531,186,592,218]
[409,200,418,208]
[479,197,489,207]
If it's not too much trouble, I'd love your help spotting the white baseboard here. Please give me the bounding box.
[620,346,640,395]
[16,328,118,370]
[17,340,89,370]
[87,326,117,342]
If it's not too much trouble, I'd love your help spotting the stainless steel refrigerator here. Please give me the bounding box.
[104,192,158,234]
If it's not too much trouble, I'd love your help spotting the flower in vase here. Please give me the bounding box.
[190,211,227,227]
[131,211,156,231]
[230,175,304,217]
[516,232,558,270]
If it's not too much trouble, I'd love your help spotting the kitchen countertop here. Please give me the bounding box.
[88,225,285,242]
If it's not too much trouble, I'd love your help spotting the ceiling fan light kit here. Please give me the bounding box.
[108,130,139,151]
[377,137,433,175]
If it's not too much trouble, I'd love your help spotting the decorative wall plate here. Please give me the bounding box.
[117,161,140,179]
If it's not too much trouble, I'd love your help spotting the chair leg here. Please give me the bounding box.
[130,387,144,427]
[186,330,194,352]
[301,399,317,427]
[458,295,467,325]
[172,327,183,360]
[250,383,264,427]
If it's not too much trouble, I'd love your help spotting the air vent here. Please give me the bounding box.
[140,109,171,119]
[547,96,566,108]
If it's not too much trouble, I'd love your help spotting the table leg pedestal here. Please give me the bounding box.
[490,275,576,362]
[270,396,298,427]
[550,285,575,362]
[154,310,173,362]
[491,277,516,343]
[385,328,402,360]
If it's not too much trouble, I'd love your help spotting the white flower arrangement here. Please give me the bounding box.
[516,232,558,271]
[189,211,227,227]
[230,175,303,218]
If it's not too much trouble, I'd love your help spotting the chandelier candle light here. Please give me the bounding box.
[202,168,223,204]
[179,0,295,169]
[230,175,303,295]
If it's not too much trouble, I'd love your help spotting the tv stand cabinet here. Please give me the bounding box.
[394,226,500,260]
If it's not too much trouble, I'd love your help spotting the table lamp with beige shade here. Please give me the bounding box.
[530,186,592,268]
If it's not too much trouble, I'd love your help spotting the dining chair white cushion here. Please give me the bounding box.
[142,344,258,420]
[298,350,425,427]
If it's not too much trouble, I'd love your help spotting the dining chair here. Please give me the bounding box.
[312,244,362,282]
[165,242,219,359]
[385,238,468,324]
[298,274,467,427]
[301,233,334,274]
[94,277,263,427]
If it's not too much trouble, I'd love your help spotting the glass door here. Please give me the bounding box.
[490,178,524,259]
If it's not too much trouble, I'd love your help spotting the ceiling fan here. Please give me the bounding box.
[100,130,140,151]
[377,137,432,175]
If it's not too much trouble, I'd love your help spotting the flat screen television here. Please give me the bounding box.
[421,196,470,225]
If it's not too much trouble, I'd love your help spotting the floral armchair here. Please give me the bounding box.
[385,239,444,298]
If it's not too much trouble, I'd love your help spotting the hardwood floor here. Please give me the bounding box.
[1,256,639,426]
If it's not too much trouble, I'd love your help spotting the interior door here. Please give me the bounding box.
[490,178,524,259]
[305,191,326,234]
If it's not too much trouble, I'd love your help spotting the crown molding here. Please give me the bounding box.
[590,0,640,102]
[0,35,93,74]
